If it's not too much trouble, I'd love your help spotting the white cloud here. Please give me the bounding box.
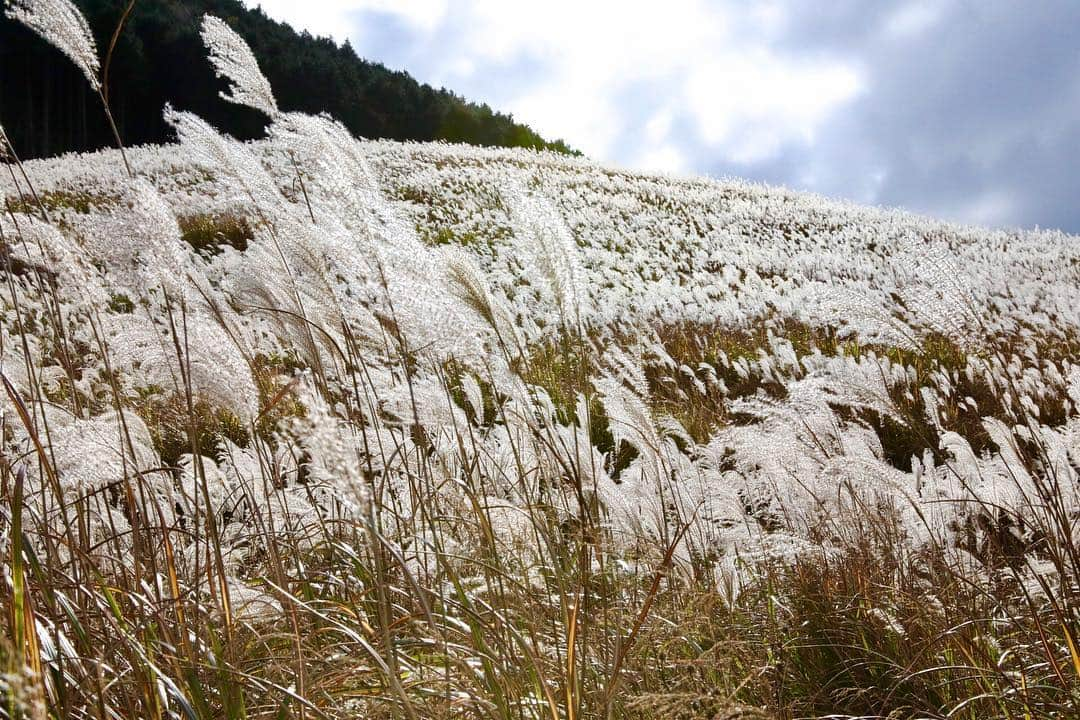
[248,0,862,168]
[248,0,447,42]
[413,1,862,164]
[637,143,689,174]
[956,190,1017,228]
[685,51,862,164]
[884,0,949,39]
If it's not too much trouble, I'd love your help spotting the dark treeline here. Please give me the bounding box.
[0,0,576,159]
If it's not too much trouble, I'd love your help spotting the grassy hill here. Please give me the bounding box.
[0,0,576,158]
[0,7,1078,720]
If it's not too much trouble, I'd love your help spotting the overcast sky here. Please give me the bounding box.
[247,0,1080,233]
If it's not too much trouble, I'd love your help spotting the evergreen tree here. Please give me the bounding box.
[0,0,577,158]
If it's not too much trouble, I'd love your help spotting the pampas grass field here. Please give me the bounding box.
[0,2,1078,718]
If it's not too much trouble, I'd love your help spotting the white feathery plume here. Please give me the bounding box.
[0,213,108,310]
[6,0,100,90]
[268,111,379,219]
[594,351,660,459]
[897,239,984,349]
[11,407,162,557]
[82,179,191,298]
[444,246,518,347]
[104,310,259,420]
[816,283,920,351]
[200,15,278,117]
[290,376,371,513]
[164,105,284,213]
[504,180,587,330]
[594,375,655,454]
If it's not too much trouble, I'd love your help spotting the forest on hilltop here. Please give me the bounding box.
[0,0,577,158]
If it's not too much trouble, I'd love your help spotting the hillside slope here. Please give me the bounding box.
[5,129,1079,716]
[8,129,1080,519]
[14,135,1080,351]
[0,0,575,158]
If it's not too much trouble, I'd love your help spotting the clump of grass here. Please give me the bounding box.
[651,317,829,440]
[5,188,116,216]
[179,211,254,255]
[515,332,639,473]
[610,498,1078,719]
[516,331,594,422]
[652,317,1073,472]
[107,292,135,313]
[250,351,307,437]
[131,386,250,466]
[424,225,481,247]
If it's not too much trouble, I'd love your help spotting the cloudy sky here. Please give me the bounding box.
[247,0,1080,233]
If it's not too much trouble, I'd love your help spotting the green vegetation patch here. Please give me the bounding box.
[5,188,117,216]
[179,211,254,255]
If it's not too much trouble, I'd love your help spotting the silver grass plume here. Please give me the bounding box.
[164,105,284,213]
[104,311,260,421]
[818,283,920,351]
[594,347,663,459]
[85,179,191,298]
[290,377,371,513]
[897,239,984,350]
[201,15,278,117]
[444,246,518,349]
[504,180,586,330]
[6,0,100,90]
